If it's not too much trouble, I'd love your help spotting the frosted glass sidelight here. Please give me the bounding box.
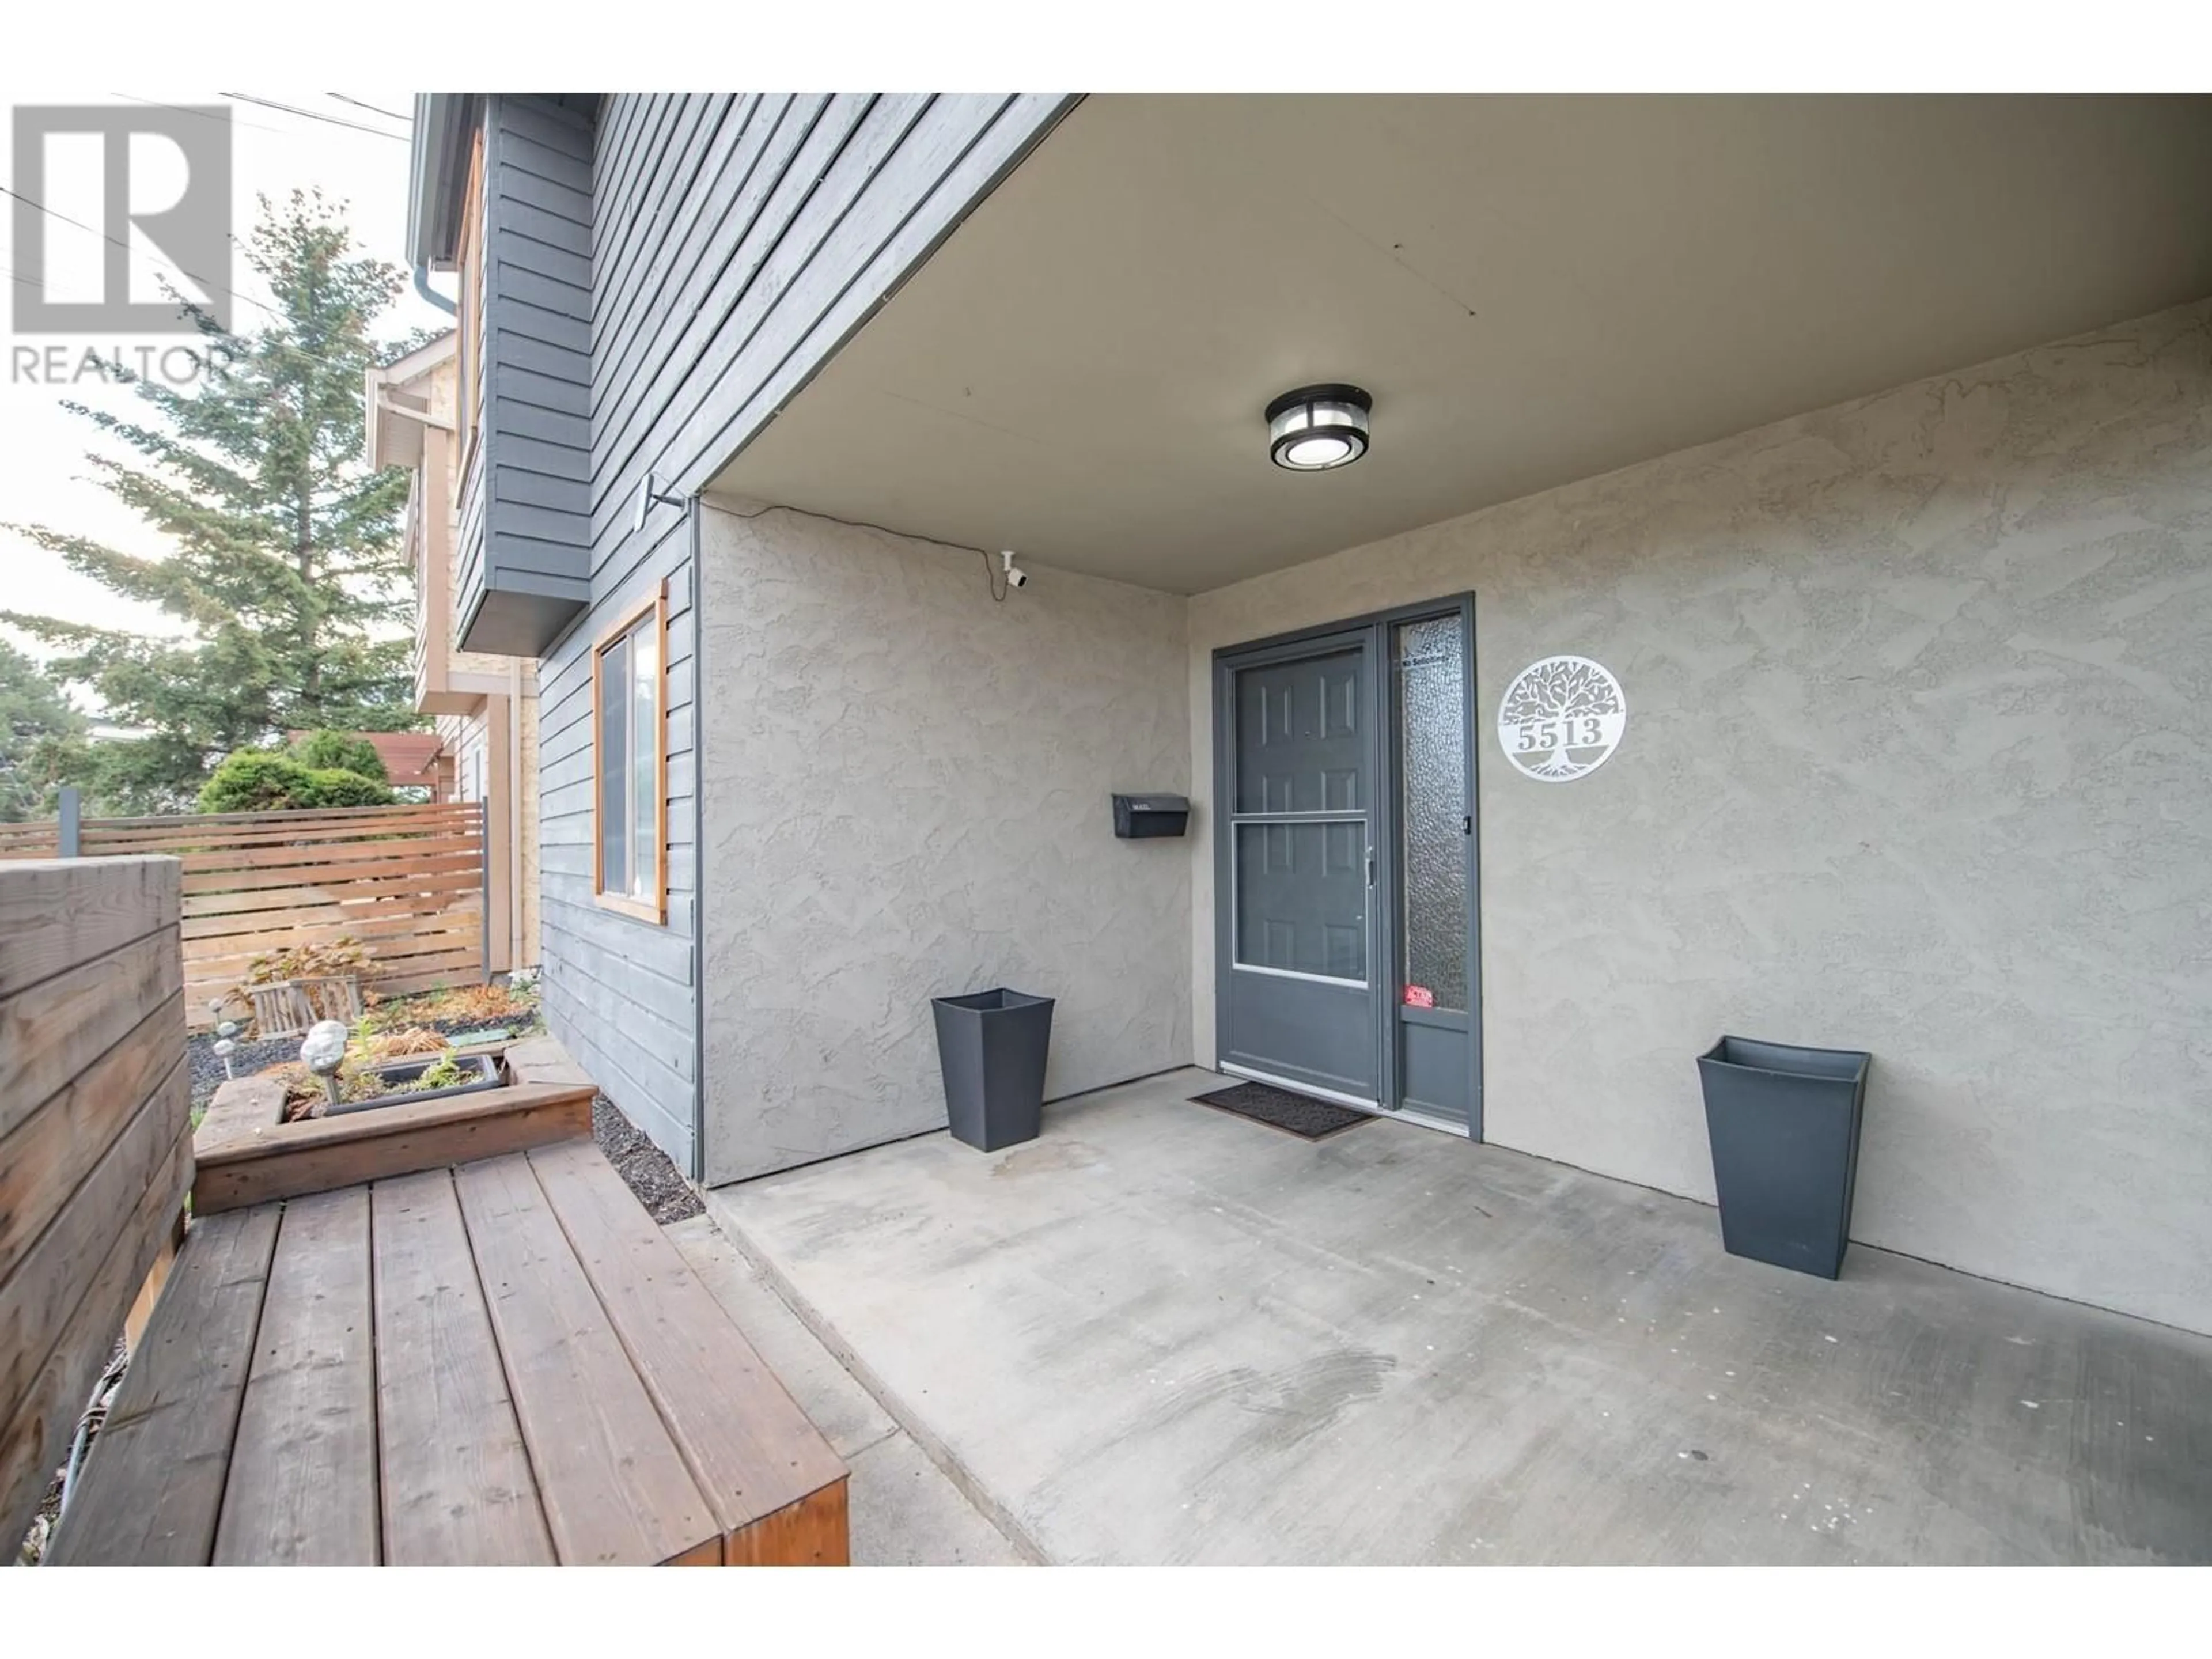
[1396,616,1468,1013]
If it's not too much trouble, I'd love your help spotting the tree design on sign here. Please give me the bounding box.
[1501,657,1624,779]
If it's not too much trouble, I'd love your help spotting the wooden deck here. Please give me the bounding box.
[49,1139,849,1566]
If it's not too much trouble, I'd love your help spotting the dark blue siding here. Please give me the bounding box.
[456,94,594,656]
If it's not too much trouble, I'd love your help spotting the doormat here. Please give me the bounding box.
[1190,1081,1368,1141]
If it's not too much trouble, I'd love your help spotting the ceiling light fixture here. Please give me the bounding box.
[1266,383,1372,472]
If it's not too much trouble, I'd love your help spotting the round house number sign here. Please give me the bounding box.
[1498,655,1627,782]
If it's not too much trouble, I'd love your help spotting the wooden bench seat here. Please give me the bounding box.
[48,1141,848,1566]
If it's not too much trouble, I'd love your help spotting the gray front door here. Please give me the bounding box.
[1218,631,1382,1103]
[1215,599,1482,1135]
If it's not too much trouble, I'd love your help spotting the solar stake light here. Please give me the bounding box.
[213,1018,242,1079]
[301,1018,351,1112]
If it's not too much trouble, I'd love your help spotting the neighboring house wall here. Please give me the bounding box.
[535,93,1072,1175]
[442,710,486,804]
[697,503,1191,1185]
[374,328,545,979]
[435,680,541,969]
[1185,299,2212,1335]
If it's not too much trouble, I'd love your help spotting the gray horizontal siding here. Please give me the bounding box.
[459,93,594,654]
[528,90,1069,1178]
[454,440,486,641]
[536,514,699,1169]
[589,92,1074,570]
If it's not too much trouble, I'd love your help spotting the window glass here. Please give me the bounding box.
[596,599,665,911]
[1234,821,1368,983]
[598,633,631,896]
[627,614,658,899]
[1396,615,1468,1013]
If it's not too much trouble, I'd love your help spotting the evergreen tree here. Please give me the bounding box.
[289,726,389,783]
[198,748,392,814]
[2,191,422,814]
[0,638,84,821]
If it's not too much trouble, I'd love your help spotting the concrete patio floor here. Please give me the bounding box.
[666,1216,1025,1565]
[707,1067,2212,1566]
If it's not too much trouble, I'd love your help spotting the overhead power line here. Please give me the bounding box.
[325,93,412,125]
[112,92,410,142]
[0,185,430,375]
[107,92,299,139]
[0,181,268,323]
[217,92,408,142]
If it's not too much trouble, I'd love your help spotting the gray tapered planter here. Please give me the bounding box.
[1697,1036,1870,1279]
[932,988,1055,1153]
[324,1052,503,1117]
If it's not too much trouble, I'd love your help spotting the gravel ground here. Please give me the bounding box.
[188,1033,300,1111]
[15,1341,126,1566]
[594,1095,703,1222]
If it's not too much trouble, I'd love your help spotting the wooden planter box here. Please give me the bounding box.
[192,1035,597,1215]
[248,974,362,1040]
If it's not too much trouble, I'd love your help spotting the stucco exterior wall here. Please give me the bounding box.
[698,503,1192,1186]
[1187,300,2212,1334]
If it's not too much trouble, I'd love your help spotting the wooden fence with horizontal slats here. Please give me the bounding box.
[0,802,486,1028]
[0,821,60,859]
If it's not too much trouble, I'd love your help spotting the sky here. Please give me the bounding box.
[0,89,449,696]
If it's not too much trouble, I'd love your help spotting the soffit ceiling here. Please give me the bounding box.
[709,94,2212,595]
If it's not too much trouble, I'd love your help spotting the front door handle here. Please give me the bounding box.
[1365,846,1376,888]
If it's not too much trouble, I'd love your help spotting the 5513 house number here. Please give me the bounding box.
[1498,655,1627,782]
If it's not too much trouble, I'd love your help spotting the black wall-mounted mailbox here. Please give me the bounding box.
[1113,793,1190,839]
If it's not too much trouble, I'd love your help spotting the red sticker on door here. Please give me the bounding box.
[1403,985,1435,1009]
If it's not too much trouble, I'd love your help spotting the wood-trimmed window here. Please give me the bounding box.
[592,582,668,923]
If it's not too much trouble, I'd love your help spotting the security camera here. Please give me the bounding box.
[1000,549,1028,590]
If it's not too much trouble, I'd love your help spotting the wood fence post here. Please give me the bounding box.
[57,786,81,858]
[480,798,493,985]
